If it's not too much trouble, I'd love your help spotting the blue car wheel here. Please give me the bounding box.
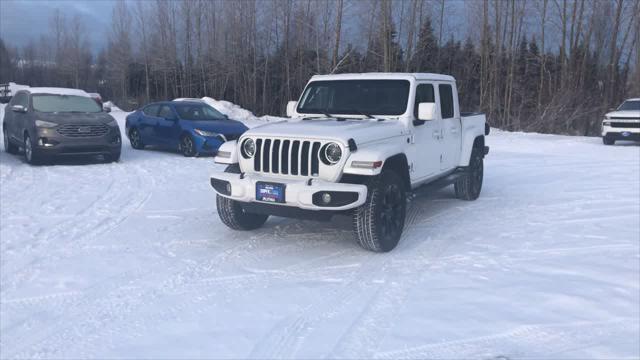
[180,134,197,157]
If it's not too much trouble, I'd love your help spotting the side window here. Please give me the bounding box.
[414,84,435,119]
[157,105,175,119]
[438,84,454,119]
[12,92,28,107]
[143,104,160,117]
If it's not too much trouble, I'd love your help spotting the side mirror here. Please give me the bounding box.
[103,105,112,113]
[286,101,297,118]
[11,105,26,113]
[418,102,436,121]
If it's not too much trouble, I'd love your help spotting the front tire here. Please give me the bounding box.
[24,133,44,165]
[107,151,121,163]
[3,128,19,154]
[455,146,484,201]
[353,170,407,252]
[603,135,615,145]
[180,134,197,157]
[129,128,145,149]
[216,164,268,231]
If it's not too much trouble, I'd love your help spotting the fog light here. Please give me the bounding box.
[322,193,332,204]
[226,183,232,194]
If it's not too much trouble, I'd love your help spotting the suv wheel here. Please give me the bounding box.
[107,151,121,163]
[602,135,615,145]
[454,146,484,200]
[3,128,19,154]
[353,170,406,252]
[216,164,268,230]
[24,133,44,165]
[180,135,197,157]
[129,128,144,149]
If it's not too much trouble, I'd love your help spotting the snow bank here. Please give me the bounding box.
[7,82,30,95]
[175,97,286,128]
[103,101,123,112]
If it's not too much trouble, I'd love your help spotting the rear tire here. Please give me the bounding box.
[602,135,615,145]
[3,127,19,154]
[129,128,145,149]
[353,170,406,252]
[215,163,268,230]
[454,146,484,201]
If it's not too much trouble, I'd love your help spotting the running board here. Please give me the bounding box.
[411,171,467,197]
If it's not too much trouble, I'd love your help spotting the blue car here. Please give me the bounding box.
[125,100,248,156]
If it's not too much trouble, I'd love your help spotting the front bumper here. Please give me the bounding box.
[602,122,640,139]
[210,171,368,211]
[35,127,122,156]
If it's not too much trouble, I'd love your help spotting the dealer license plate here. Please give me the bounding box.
[256,182,286,203]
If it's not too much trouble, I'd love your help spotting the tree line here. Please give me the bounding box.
[0,0,638,136]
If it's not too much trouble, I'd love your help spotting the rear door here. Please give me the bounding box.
[154,104,181,147]
[139,104,161,144]
[438,83,462,170]
[409,83,443,181]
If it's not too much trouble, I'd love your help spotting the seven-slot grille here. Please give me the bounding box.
[610,122,640,128]
[57,124,110,137]
[253,138,322,177]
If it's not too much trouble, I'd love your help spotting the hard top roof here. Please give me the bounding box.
[309,72,455,82]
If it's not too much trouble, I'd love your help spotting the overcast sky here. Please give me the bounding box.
[0,0,115,53]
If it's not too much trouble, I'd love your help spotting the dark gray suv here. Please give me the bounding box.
[2,88,122,164]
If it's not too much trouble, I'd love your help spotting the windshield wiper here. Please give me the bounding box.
[352,109,375,119]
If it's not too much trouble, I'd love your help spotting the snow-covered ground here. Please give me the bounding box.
[1,104,639,359]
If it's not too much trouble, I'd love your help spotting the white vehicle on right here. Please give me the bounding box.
[602,98,640,145]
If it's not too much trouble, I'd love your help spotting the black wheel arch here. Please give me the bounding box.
[382,153,411,192]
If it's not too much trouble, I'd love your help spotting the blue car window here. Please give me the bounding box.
[143,104,160,116]
[174,103,225,121]
[158,105,175,119]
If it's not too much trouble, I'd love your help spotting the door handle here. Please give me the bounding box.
[450,126,459,134]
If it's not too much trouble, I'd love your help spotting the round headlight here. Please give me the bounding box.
[241,138,255,158]
[323,142,342,164]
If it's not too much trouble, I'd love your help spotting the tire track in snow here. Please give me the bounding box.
[373,319,638,359]
[0,163,152,294]
[3,223,358,358]
[244,197,468,359]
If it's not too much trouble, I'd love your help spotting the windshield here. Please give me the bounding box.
[33,94,102,113]
[174,103,226,120]
[297,80,410,116]
[617,100,640,111]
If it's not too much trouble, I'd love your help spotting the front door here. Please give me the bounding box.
[154,104,181,147]
[409,83,443,182]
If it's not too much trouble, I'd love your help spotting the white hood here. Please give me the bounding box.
[246,118,407,145]
[605,110,640,118]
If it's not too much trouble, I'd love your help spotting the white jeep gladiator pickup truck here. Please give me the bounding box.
[602,98,640,145]
[210,73,489,252]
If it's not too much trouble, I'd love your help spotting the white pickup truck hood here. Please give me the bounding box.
[605,110,640,118]
[246,118,407,145]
